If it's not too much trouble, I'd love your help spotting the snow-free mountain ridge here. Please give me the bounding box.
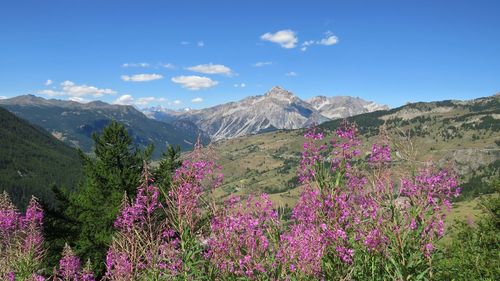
[144,86,388,140]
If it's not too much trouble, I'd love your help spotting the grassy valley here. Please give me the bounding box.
[212,94,500,209]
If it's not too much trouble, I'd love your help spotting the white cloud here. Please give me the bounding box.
[187,63,233,76]
[233,83,246,88]
[38,89,64,97]
[121,74,163,82]
[253,61,273,67]
[171,75,218,90]
[112,95,167,106]
[113,94,135,105]
[173,100,182,105]
[197,41,205,47]
[285,71,298,77]
[191,97,203,103]
[121,62,151,68]
[45,79,53,86]
[37,81,117,99]
[60,80,116,97]
[301,31,339,51]
[318,34,338,46]
[0,96,7,99]
[261,29,298,49]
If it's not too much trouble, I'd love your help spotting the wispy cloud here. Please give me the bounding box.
[197,41,205,47]
[253,61,273,67]
[171,75,218,90]
[285,71,298,77]
[233,83,246,88]
[191,97,203,103]
[173,99,182,105]
[121,74,163,82]
[261,29,298,49]
[187,63,234,76]
[0,96,7,99]
[121,62,151,68]
[301,31,338,51]
[45,79,53,86]
[159,63,175,69]
[180,41,190,45]
[136,96,166,106]
[122,62,175,69]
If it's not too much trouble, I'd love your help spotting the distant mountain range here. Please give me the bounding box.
[143,86,388,140]
[0,87,388,156]
[0,95,206,158]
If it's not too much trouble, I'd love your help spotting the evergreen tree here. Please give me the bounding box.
[66,121,149,274]
[154,144,182,198]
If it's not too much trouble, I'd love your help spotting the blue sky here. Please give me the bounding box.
[0,0,499,109]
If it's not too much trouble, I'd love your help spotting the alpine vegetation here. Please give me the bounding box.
[0,122,472,280]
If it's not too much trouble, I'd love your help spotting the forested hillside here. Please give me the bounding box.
[0,107,82,208]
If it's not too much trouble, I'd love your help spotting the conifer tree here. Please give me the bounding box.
[66,121,148,274]
[154,144,182,198]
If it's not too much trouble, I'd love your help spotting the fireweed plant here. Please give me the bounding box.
[0,193,45,281]
[0,122,461,280]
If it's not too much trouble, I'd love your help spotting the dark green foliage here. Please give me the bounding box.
[0,107,82,209]
[467,96,500,112]
[42,186,80,273]
[458,161,499,200]
[435,183,500,280]
[64,121,148,274]
[153,144,182,198]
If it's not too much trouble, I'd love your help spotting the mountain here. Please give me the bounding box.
[0,95,207,158]
[144,86,387,141]
[209,94,499,205]
[307,95,389,119]
[0,106,83,209]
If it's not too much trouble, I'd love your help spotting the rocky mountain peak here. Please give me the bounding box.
[265,86,296,101]
[141,86,388,141]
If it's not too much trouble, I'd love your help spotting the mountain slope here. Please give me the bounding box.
[0,95,207,158]
[144,86,386,141]
[308,95,389,119]
[0,107,83,209]
[210,94,499,205]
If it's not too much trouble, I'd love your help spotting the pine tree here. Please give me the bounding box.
[66,121,148,274]
[154,144,182,198]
